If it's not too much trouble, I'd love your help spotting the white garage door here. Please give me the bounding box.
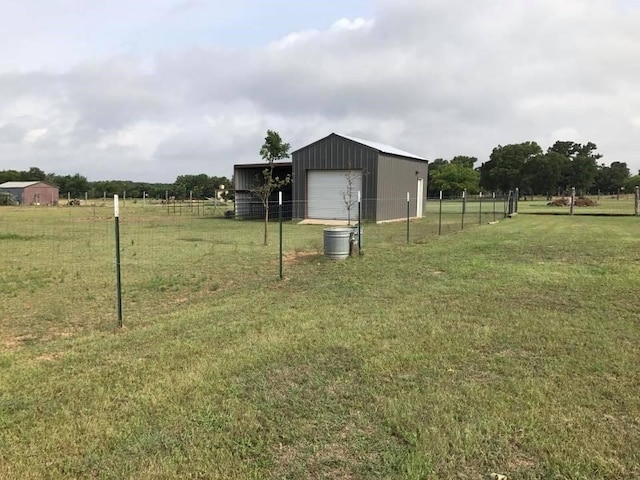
[307,170,362,220]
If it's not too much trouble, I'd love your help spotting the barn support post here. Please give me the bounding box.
[114,195,123,328]
[406,192,410,244]
[438,191,443,236]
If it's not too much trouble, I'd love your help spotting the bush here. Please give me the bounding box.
[0,192,17,206]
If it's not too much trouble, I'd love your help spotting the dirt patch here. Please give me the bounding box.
[547,197,598,207]
[3,334,38,350]
[283,250,322,265]
[35,352,64,362]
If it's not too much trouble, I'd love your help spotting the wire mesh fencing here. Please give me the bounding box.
[1,193,514,344]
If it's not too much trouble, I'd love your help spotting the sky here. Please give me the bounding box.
[0,0,639,182]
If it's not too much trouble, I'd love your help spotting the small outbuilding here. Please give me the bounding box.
[292,133,428,222]
[0,181,59,206]
[233,162,293,220]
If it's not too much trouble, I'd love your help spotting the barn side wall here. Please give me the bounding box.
[233,164,292,220]
[292,134,378,220]
[18,184,60,205]
[376,154,428,222]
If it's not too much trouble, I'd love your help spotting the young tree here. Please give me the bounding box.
[254,130,291,245]
[340,161,366,225]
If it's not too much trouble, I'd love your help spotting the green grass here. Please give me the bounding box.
[1,205,639,478]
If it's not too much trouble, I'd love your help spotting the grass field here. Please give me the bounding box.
[1,204,639,479]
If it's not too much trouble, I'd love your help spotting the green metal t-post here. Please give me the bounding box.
[114,195,123,328]
[406,192,410,244]
[279,192,283,280]
[438,190,443,235]
[358,191,362,255]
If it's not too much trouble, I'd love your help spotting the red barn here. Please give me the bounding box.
[0,181,59,206]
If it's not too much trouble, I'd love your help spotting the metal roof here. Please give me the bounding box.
[234,162,292,169]
[0,181,44,188]
[337,134,427,161]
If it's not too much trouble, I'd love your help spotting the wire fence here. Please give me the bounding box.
[2,193,513,344]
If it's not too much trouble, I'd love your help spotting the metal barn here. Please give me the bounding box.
[292,133,428,222]
[0,181,59,206]
[233,162,293,220]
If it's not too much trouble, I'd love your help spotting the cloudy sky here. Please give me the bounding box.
[1,0,639,182]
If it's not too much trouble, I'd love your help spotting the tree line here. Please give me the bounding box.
[0,167,232,200]
[428,140,640,197]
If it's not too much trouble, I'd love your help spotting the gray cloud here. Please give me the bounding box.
[0,0,639,181]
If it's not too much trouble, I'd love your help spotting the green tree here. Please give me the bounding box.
[521,152,565,198]
[549,141,602,194]
[254,130,291,245]
[431,163,480,195]
[624,174,640,193]
[427,158,448,196]
[25,167,46,181]
[480,142,542,192]
[450,155,477,169]
[53,173,89,198]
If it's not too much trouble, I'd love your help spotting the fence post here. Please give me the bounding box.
[279,192,283,280]
[358,191,362,255]
[515,187,519,214]
[635,186,639,216]
[570,187,576,216]
[461,190,466,230]
[503,192,508,219]
[493,192,496,222]
[438,191,443,235]
[406,192,410,244]
[479,192,483,225]
[114,195,123,328]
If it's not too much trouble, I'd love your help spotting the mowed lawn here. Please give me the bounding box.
[1,209,639,479]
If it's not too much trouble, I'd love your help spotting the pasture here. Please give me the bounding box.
[1,203,639,479]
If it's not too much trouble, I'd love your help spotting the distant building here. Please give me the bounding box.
[292,133,428,222]
[0,181,59,206]
[233,134,428,223]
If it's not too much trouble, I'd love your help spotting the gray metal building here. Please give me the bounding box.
[233,162,293,219]
[292,133,428,222]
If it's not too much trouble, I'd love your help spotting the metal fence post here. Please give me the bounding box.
[406,192,410,244]
[493,192,496,222]
[279,192,283,280]
[358,191,362,255]
[461,190,466,230]
[438,191,443,236]
[114,195,123,328]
